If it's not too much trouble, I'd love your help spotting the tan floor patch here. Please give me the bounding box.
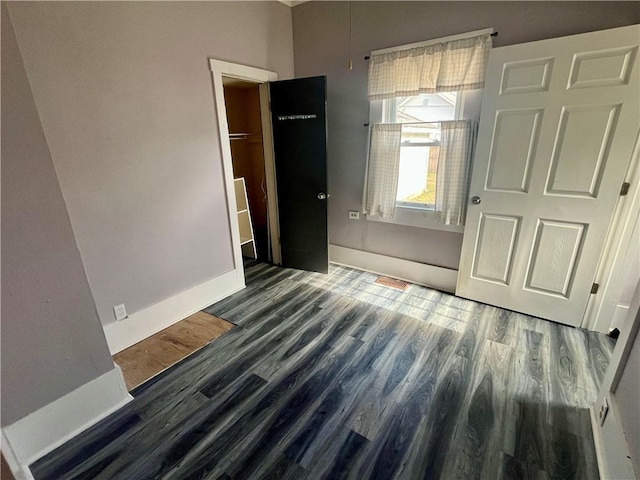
[113,311,234,391]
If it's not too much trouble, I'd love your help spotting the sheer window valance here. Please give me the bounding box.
[368,34,492,100]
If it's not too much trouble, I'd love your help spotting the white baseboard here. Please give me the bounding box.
[329,244,458,293]
[1,365,132,479]
[611,304,631,332]
[590,399,636,480]
[103,268,245,354]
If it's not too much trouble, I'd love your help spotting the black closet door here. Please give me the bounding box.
[269,76,328,274]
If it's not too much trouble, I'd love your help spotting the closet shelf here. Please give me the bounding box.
[234,177,257,260]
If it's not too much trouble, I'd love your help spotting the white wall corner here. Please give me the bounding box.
[590,398,636,480]
[1,365,132,479]
[329,244,458,293]
[103,268,245,354]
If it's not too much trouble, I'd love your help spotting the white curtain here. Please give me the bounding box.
[435,120,478,226]
[368,34,492,100]
[362,124,403,218]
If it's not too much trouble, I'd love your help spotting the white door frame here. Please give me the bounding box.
[584,128,640,332]
[590,280,640,479]
[208,59,282,273]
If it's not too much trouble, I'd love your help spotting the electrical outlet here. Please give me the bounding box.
[348,210,360,220]
[113,303,128,321]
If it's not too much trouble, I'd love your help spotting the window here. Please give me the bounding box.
[363,29,491,230]
[370,89,482,217]
[385,92,461,210]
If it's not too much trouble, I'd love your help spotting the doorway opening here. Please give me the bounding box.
[210,59,329,278]
[223,78,269,266]
[209,59,281,281]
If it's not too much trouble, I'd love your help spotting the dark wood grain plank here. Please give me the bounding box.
[30,263,610,480]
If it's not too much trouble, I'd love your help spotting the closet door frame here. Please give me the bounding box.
[209,59,282,276]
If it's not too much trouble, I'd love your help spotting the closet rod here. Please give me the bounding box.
[229,133,258,140]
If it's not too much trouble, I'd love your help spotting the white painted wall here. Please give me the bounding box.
[616,323,640,477]
[7,1,294,326]
[620,227,640,305]
[611,217,640,331]
[1,4,115,426]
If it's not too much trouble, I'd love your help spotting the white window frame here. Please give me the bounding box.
[388,92,464,211]
[366,29,491,232]
[368,91,480,233]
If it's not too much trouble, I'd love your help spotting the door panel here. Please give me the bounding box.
[472,214,521,285]
[547,104,620,197]
[500,57,554,94]
[568,46,637,89]
[457,25,639,327]
[486,108,542,192]
[524,220,586,297]
[269,76,328,274]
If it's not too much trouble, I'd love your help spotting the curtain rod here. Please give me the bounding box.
[364,31,498,61]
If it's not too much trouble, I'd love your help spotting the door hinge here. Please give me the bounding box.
[591,283,600,295]
[620,182,630,196]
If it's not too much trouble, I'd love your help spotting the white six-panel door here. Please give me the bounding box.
[457,25,639,327]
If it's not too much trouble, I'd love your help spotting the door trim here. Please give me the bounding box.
[208,59,281,270]
[590,281,640,478]
[584,128,640,332]
[258,83,282,265]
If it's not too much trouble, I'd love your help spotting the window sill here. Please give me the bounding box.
[366,206,464,233]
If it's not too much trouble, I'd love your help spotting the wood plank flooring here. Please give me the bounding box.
[31,263,615,480]
[113,312,234,391]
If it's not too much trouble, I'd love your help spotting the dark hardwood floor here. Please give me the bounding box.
[31,263,614,479]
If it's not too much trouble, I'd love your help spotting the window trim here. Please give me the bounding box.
[365,29,490,231]
[367,90,483,233]
[367,205,464,233]
[383,92,463,213]
[395,139,440,210]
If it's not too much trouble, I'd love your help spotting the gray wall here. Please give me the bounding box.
[7,1,294,326]
[619,218,640,306]
[1,5,115,426]
[616,317,640,477]
[292,1,640,270]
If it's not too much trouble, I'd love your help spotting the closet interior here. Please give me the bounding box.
[223,78,270,264]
